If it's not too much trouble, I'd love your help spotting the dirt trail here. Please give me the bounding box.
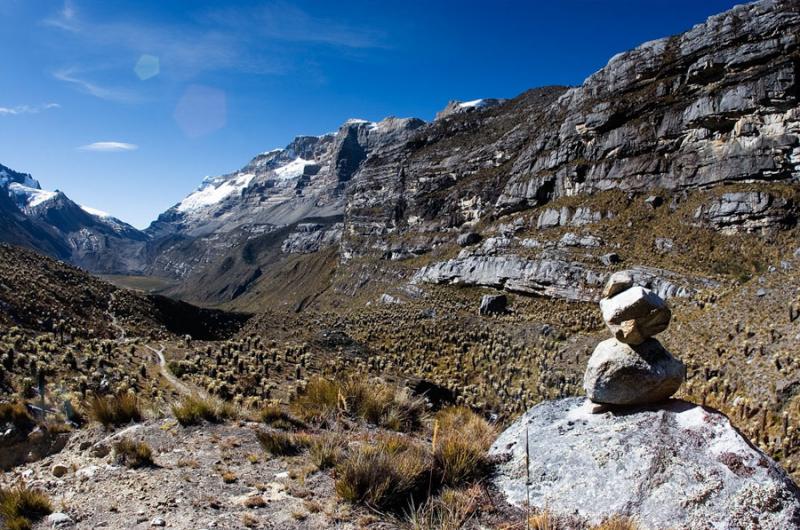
[144,344,206,398]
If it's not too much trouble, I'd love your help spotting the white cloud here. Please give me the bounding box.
[53,68,140,103]
[0,103,61,116]
[78,141,139,152]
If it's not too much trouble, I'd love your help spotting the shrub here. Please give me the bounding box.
[255,430,311,456]
[171,394,237,426]
[335,435,431,513]
[408,487,479,530]
[113,438,154,468]
[88,393,142,428]
[433,407,495,487]
[309,433,345,470]
[0,486,52,530]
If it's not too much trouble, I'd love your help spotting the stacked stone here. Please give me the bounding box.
[583,271,686,406]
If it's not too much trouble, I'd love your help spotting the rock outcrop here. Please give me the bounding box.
[490,397,800,529]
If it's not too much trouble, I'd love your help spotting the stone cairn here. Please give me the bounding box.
[583,271,686,407]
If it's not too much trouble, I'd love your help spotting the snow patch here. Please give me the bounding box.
[273,157,316,180]
[176,172,255,212]
[80,205,111,218]
[8,182,57,207]
[458,99,488,109]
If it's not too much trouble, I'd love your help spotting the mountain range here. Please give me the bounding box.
[1,0,798,313]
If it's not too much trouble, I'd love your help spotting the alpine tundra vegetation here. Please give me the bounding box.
[2,0,800,528]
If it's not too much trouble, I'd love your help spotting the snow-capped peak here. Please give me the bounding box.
[344,118,376,127]
[458,99,488,109]
[7,182,57,208]
[176,172,256,213]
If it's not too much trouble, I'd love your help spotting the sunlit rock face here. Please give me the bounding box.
[496,0,800,212]
[490,397,800,529]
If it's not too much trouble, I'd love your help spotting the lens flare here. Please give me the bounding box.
[134,54,160,80]
[174,85,227,138]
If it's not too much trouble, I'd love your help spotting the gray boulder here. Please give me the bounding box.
[457,232,481,247]
[584,338,685,405]
[490,397,800,529]
[600,285,671,344]
[479,294,507,315]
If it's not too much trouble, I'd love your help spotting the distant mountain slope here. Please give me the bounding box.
[0,242,248,340]
[0,163,149,273]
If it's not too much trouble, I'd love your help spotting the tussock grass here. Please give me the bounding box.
[407,487,479,530]
[88,393,142,428]
[113,437,155,468]
[309,433,345,470]
[433,407,495,487]
[171,394,237,426]
[258,404,306,430]
[256,430,311,456]
[594,516,639,530]
[335,435,431,512]
[290,377,340,423]
[0,403,34,431]
[291,376,426,431]
[0,486,52,530]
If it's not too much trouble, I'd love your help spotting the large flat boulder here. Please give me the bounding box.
[490,397,800,529]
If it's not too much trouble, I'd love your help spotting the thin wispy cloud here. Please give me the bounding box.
[0,103,61,116]
[208,1,387,49]
[42,0,385,90]
[53,68,140,103]
[79,141,139,152]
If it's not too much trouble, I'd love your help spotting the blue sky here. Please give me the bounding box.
[0,0,744,228]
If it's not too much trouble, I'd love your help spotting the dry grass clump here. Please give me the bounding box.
[88,393,142,428]
[433,407,495,487]
[171,394,237,426]
[113,437,155,468]
[0,402,34,430]
[408,486,480,530]
[0,486,52,530]
[256,429,311,456]
[291,376,426,431]
[594,516,639,530]
[525,512,639,530]
[335,435,431,512]
[290,377,340,423]
[258,404,305,430]
[309,433,346,470]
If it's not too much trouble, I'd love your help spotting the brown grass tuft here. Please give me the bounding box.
[0,486,52,530]
[113,437,154,468]
[88,393,142,428]
[171,394,237,426]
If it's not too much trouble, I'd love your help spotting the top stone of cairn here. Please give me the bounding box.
[599,272,671,345]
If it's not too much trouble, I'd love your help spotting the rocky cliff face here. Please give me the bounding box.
[2,1,798,311]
